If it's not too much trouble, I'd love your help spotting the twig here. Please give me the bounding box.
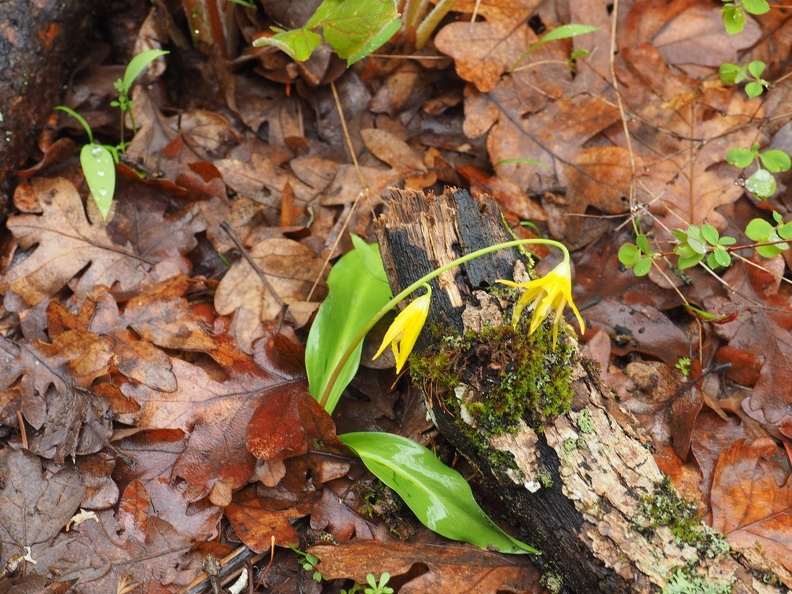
[219,221,287,331]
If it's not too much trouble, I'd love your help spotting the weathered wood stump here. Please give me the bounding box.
[375,187,791,594]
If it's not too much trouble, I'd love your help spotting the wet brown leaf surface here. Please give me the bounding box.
[1,0,792,590]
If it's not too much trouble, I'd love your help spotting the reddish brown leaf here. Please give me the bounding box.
[118,480,149,544]
[225,488,306,552]
[711,438,792,573]
[309,541,543,594]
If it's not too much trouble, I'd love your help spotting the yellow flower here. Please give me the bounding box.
[498,258,585,347]
[373,284,432,373]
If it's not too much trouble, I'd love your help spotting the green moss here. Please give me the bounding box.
[541,571,564,593]
[635,477,729,558]
[662,568,732,594]
[411,322,576,437]
[576,408,595,433]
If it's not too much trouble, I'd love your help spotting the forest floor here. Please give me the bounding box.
[0,0,791,592]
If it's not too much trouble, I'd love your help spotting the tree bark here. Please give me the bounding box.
[0,0,95,218]
[374,187,791,594]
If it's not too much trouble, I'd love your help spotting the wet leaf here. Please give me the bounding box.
[340,432,538,554]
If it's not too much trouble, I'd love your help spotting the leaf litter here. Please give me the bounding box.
[0,0,792,591]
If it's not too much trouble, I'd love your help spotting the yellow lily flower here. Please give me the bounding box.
[373,284,432,373]
[498,258,585,347]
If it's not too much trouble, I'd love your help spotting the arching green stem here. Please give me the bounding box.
[318,238,570,409]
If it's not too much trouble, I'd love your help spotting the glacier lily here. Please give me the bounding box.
[373,284,432,373]
[498,254,585,347]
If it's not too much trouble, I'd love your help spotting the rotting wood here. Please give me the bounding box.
[375,187,791,594]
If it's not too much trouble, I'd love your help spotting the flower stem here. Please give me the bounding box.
[318,238,570,409]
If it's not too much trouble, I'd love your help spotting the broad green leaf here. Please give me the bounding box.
[745,81,764,98]
[726,147,755,168]
[634,258,652,277]
[745,168,776,199]
[745,218,774,242]
[305,236,392,414]
[759,150,791,173]
[718,63,742,85]
[711,248,731,268]
[747,60,766,78]
[746,218,790,258]
[721,6,746,35]
[701,224,719,246]
[120,49,169,94]
[80,143,116,220]
[253,28,323,61]
[306,0,400,66]
[677,252,703,270]
[340,432,539,554]
[636,233,654,256]
[743,0,770,15]
[618,243,640,267]
[512,24,598,72]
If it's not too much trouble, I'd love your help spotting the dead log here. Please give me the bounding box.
[0,0,95,217]
[374,187,791,594]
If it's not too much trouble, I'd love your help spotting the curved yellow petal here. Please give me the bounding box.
[373,285,432,372]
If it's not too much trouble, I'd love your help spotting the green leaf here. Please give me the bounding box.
[120,49,169,95]
[636,233,653,255]
[306,0,401,66]
[718,62,742,85]
[745,168,776,199]
[711,247,732,268]
[618,243,640,267]
[253,28,323,61]
[677,253,703,270]
[745,81,764,98]
[745,217,774,242]
[634,258,652,277]
[747,60,766,78]
[701,224,720,246]
[759,149,791,173]
[511,23,598,72]
[305,236,392,414]
[721,6,746,35]
[339,432,539,554]
[742,0,770,15]
[80,143,116,220]
[726,147,755,168]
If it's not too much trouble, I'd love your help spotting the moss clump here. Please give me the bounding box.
[662,568,732,594]
[411,322,576,437]
[636,477,729,558]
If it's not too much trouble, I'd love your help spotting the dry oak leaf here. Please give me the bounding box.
[215,237,328,328]
[309,541,541,594]
[711,438,792,577]
[434,0,540,93]
[40,509,198,593]
[706,257,792,430]
[1,177,147,309]
[0,449,85,558]
[0,332,113,463]
[121,332,310,503]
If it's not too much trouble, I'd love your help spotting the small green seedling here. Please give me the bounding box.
[720,0,770,35]
[55,49,168,220]
[510,23,599,73]
[289,546,323,582]
[111,49,169,147]
[719,60,769,98]
[253,0,401,65]
[672,224,736,270]
[341,573,394,594]
[618,233,656,276]
[675,357,692,376]
[745,211,792,257]
[54,106,117,221]
[727,142,791,200]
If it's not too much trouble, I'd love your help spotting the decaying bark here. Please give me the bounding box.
[0,0,94,217]
[375,188,792,594]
